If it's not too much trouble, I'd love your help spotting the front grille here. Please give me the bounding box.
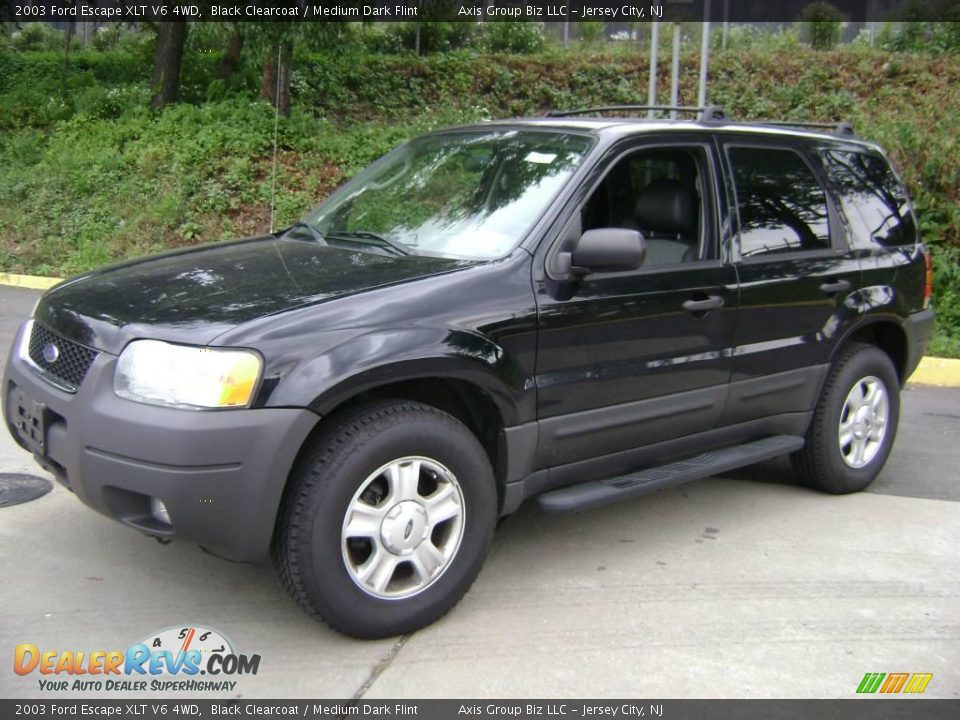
[27,323,99,391]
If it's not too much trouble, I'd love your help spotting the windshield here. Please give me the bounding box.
[301,130,593,260]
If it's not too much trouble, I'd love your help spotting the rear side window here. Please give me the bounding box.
[821,150,916,248]
[728,147,832,258]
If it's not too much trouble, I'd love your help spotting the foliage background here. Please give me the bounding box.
[0,22,958,355]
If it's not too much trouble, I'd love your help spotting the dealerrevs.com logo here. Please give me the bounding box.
[13,625,260,693]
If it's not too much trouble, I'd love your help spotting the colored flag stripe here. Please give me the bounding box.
[880,673,909,693]
[904,673,933,693]
[857,673,885,693]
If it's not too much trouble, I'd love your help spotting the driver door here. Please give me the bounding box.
[533,139,738,471]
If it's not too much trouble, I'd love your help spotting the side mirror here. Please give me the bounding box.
[571,228,646,274]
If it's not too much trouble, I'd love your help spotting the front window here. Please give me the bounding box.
[301,130,593,260]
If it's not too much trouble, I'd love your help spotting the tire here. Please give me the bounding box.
[273,400,497,639]
[792,343,900,494]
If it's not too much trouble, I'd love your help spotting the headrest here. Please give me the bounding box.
[633,179,695,236]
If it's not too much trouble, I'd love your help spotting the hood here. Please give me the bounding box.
[35,236,474,354]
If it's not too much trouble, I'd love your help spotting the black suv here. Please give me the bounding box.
[3,108,934,638]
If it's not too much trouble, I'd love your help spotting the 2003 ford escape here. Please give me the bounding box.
[4,107,934,638]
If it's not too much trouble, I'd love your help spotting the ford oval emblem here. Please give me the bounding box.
[42,343,60,364]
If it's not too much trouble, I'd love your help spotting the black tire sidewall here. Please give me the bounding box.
[297,405,496,638]
[812,346,900,493]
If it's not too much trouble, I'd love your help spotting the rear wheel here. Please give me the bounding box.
[792,343,900,494]
[273,400,496,638]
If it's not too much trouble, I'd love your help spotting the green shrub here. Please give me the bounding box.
[391,22,475,54]
[930,245,960,353]
[474,22,545,54]
[798,2,844,50]
[11,24,68,52]
[91,24,123,52]
[577,22,605,45]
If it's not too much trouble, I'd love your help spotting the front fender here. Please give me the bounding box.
[264,325,531,426]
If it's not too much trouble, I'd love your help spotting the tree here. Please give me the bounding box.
[254,22,296,117]
[150,22,187,110]
[216,25,245,80]
[255,22,352,116]
[260,38,293,117]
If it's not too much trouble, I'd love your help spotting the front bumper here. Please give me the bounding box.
[3,321,319,561]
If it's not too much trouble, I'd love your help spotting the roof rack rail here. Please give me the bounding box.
[751,120,855,136]
[541,105,853,136]
[545,105,727,121]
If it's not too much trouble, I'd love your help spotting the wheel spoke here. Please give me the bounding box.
[838,418,855,448]
[357,549,399,594]
[387,459,422,502]
[343,502,385,539]
[424,484,461,527]
[848,381,865,409]
[851,437,867,467]
[409,541,446,582]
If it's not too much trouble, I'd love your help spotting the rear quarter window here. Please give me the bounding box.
[821,149,917,248]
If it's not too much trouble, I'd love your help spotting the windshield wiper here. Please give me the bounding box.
[325,230,413,256]
[279,222,326,244]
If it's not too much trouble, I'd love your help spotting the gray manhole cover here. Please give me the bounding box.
[0,474,53,507]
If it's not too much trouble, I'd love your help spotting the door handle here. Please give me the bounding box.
[819,279,851,295]
[682,295,724,313]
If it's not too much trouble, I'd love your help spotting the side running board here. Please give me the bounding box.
[537,435,805,514]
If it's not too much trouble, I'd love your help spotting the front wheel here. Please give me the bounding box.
[273,400,497,638]
[792,343,900,494]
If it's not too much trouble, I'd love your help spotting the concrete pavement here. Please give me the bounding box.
[1,286,958,699]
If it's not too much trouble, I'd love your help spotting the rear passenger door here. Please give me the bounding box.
[717,139,862,426]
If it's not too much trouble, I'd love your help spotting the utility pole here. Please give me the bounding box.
[722,0,730,49]
[647,22,660,118]
[697,1,712,109]
[670,23,681,118]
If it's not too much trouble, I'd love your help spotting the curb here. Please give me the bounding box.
[910,356,960,388]
[0,273,62,290]
[1,273,959,387]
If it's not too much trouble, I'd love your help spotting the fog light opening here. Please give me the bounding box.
[150,497,172,526]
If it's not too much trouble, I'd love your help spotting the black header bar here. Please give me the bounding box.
[2,0,956,24]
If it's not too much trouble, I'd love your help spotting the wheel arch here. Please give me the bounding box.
[286,366,519,515]
[831,317,909,384]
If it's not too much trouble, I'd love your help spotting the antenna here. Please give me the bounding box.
[268,43,282,233]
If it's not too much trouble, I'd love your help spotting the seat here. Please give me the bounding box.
[632,179,698,265]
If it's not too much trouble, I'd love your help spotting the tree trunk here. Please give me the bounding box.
[150,23,187,111]
[215,29,244,79]
[260,43,291,117]
[63,20,74,78]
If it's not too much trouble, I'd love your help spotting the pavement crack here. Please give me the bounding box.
[350,633,412,701]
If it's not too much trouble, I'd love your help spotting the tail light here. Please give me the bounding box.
[923,248,933,309]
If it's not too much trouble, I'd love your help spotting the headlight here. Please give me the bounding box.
[114,340,262,409]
